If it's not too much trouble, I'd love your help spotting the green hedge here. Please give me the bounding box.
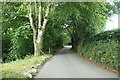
[78,29,120,72]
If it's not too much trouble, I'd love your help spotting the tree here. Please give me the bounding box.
[2,2,118,59]
[1,2,33,62]
[2,2,55,56]
[28,2,51,55]
[53,2,117,51]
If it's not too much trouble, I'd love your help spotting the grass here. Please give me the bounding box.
[1,54,52,79]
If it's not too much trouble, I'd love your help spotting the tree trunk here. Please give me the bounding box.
[29,2,50,55]
[71,36,78,51]
[71,29,79,51]
[34,31,43,55]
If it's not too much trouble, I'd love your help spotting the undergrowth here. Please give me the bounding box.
[1,54,52,79]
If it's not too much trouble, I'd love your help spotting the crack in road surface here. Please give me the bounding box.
[35,46,118,78]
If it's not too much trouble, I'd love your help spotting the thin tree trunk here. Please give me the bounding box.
[71,27,79,51]
[29,3,37,55]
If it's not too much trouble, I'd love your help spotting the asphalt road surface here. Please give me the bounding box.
[35,46,118,78]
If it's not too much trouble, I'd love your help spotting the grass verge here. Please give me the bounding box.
[1,54,52,79]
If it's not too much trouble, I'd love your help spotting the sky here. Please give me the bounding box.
[105,14,118,31]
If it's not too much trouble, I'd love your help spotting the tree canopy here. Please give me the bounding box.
[1,2,119,62]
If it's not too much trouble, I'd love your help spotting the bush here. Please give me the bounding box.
[78,29,120,72]
[2,34,11,62]
[6,25,34,62]
[42,22,64,52]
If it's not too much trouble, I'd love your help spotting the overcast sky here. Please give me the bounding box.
[105,14,118,31]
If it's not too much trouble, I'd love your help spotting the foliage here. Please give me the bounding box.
[42,19,64,52]
[62,31,71,45]
[2,33,11,62]
[52,2,117,51]
[9,25,34,61]
[2,2,30,62]
[78,29,120,72]
[2,3,29,31]
[2,25,34,62]
[1,54,52,79]
[2,2,119,74]
[114,2,120,13]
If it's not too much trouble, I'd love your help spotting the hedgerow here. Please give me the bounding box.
[78,29,120,72]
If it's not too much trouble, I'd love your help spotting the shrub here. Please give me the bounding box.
[7,25,34,62]
[78,29,120,72]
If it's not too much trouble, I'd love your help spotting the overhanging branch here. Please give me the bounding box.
[42,3,50,30]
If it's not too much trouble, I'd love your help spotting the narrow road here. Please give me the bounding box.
[35,46,118,78]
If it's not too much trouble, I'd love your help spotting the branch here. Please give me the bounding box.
[42,3,50,30]
[29,3,37,42]
[29,3,35,31]
[34,0,38,29]
[38,2,42,28]
[16,15,29,18]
